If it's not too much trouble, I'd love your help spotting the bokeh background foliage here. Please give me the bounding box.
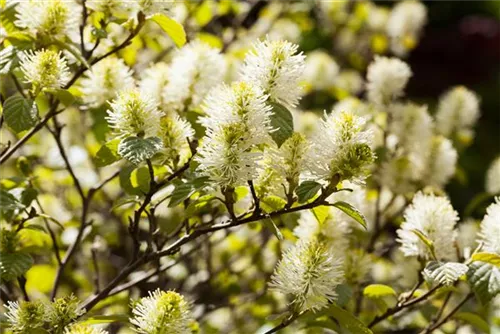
[0,0,499,334]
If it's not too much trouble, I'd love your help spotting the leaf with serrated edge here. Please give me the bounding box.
[423,261,468,286]
[467,261,500,304]
[0,252,33,282]
[331,201,367,229]
[296,181,321,203]
[3,95,37,133]
[118,136,162,165]
[268,102,294,147]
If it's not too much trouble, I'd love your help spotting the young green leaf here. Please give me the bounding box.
[268,102,294,147]
[94,138,121,167]
[149,14,186,47]
[467,261,500,304]
[169,177,210,208]
[118,136,162,165]
[330,201,367,229]
[363,284,397,298]
[3,95,38,133]
[295,181,321,203]
[423,261,468,286]
[471,253,500,267]
[328,304,373,334]
[0,252,33,282]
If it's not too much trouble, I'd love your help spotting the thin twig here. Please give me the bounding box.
[421,293,473,334]
[368,284,442,328]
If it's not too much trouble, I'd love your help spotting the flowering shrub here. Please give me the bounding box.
[0,1,499,333]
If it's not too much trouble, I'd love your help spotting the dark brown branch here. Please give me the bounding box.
[421,293,473,334]
[368,284,442,328]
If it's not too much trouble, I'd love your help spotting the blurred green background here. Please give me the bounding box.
[407,1,499,216]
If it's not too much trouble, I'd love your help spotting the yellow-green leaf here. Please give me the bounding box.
[149,14,186,47]
[471,253,500,267]
[363,284,396,298]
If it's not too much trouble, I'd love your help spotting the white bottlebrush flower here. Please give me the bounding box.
[397,192,459,260]
[423,136,458,188]
[240,38,305,109]
[366,56,412,105]
[163,41,226,113]
[200,81,273,145]
[139,62,170,109]
[303,51,339,91]
[367,4,390,31]
[333,70,364,97]
[269,239,344,312]
[308,110,375,184]
[196,123,262,188]
[4,300,47,333]
[265,132,310,190]
[389,103,433,156]
[46,295,85,331]
[294,209,350,254]
[387,0,427,56]
[457,219,479,259]
[486,157,500,194]
[378,155,419,195]
[15,0,80,40]
[80,57,135,108]
[435,86,480,141]
[86,0,129,16]
[106,90,162,138]
[19,49,70,92]
[478,198,500,254]
[267,18,302,44]
[333,97,371,117]
[157,114,194,169]
[133,0,172,16]
[64,323,109,334]
[130,289,193,334]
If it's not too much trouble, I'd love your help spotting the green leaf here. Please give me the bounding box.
[168,177,210,207]
[467,261,500,304]
[20,187,37,207]
[464,192,493,216]
[83,314,130,324]
[130,166,151,193]
[5,31,35,48]
[0,252,33,282]
[46,88,75,106]
[149,14,186,47]
[263,218,283,240]
[363,284,397,298]
[423,261,468,286]
[0,3,18,34]
[118,136,162,165]
[328,304,373,334]
[312,205,329,224]
[0,188,23,213]
[471,253,500,267]
[94,138,121,167]
[335,284,353,307]
[330,201,367,229]
[24,224,47,233]
[295,181,321,203]
[454,312,490,334]
[410,229,436,259]
[260,195,286,213]
[111,195,141,211]
[268,102,294,147]
[3,95,38,133]
[185,195,215,218]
